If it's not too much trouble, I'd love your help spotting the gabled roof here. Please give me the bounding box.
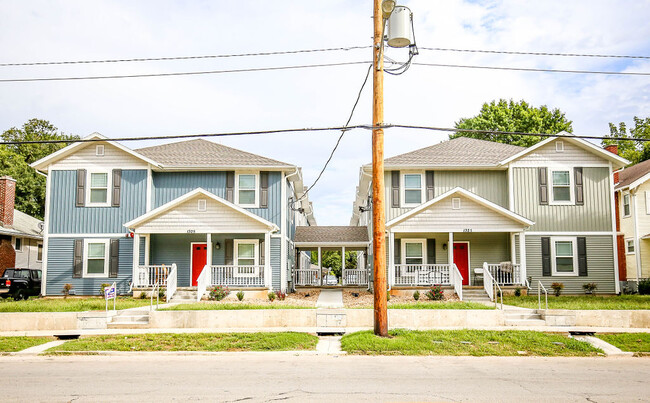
[0,210,43,239]
[135,139,294,169]
[379,137,525,168]
[295,226,369,244]
[616,158,650,190]
[386,187,534,229]
[123,188,279,232]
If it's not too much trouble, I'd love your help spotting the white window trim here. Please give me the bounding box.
[13,237,23,252]
[234,239,260,276]
[235,172,259,208]
[86,170,112,207]
[401,172,424,207]
[625,238,635,255]
[623,193,631,218]
[36,242,43,262]
[550,236,578,276]
[646,191,650,215]
[400,238,426,265]
[549,168,574,205]
[83,238,110,278]
[197,199,207,211]
[555,141,564,152]
[96,145,105,156]
[452,197,461,210]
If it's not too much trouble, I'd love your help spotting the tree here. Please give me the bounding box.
[0,119,78,219]
[451,99,573,147]
[602,116,650,165]
[310,250,358,278]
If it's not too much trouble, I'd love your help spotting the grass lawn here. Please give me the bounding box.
[502,295,650,310]
[47,332,318,353]
[0,336,52,353]
[0,297,152,312]
[160,303,314,311]
[597,333,650,352]
[341,329,602,356]
[388,302,492,310]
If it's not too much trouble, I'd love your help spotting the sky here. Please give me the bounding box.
[1,0,649,225]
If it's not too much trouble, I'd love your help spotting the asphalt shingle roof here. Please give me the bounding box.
[381,137,525,167]
[135,139,293,168]
[295,226,369,243]
[0,210,43,239]
[616,158,650,189]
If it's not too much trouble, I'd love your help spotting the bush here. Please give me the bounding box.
[413,291,420,301]
[209,286,230,301]
[387,291,391,301]
[268,292,276,302]
[139,291,148,299]
[638,279,650,295]
[276,291,287,301]
[159,287,166,299]
[551,282,564,297]
[514,287,521,297]
[425,285,444,301]
[236,291,245,301]
[99,283,112,297]
[62,284,73,299]
[582,283,598,295]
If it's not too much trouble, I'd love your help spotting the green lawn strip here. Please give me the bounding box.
[502,295,650,310]
[0,336,52,352]
[160,303,314,310]
[341,329,602,356]
[596,333,650,352]
[47,332,318,352]
[388,302,492,310]
[0,297,152,312]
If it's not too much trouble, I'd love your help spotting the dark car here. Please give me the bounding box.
[0,268,42,301]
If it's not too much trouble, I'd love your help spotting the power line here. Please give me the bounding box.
[0,61,371,83]
[412,62,650,76]
[420,47,650,60]
[0,46,371,67]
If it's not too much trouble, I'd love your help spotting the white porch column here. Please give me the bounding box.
[133,233,141,285]
[510,233,517,264]
[318,246,322,286]
[206,233,212,267]
[341,246,346,282]
[448,232,454,266]
[265,233,271,290]
[388,231,395,289]
[144,235,150,266]
[519,232,527,285]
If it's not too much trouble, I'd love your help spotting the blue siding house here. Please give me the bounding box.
[31,133,315,298]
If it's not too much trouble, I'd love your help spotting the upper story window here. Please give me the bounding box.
[626,239,635,254]
[551,237,578,276]
[551,170,572,204]
[402,173,423,206]
[88,172,110,206]
[623,193,631,217]
[236,173,258,207]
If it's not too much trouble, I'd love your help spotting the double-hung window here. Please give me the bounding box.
[14,237,22,252]
[403,174,423,206]
[84,239,109,277]
[551,237,578,276]
[234,239,259,276]
[236,173,258,207]
[551,170,571,203]
[626,239,635,254]
[623,194,631,217]
[88,172,110,206]
[402,239,425,266]
[37,243,43,262]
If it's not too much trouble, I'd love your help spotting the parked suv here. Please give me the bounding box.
[0,268,42,301]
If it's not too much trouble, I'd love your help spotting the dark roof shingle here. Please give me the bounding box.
[616,158,650,189]
[295,226,369,243]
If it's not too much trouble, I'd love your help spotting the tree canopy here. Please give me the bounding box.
[601,116,650,165]
[0,119,78,219]
[310,250,358,278]
[450,99,573,147]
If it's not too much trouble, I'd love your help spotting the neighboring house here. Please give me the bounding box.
[350,134,628,295]
[614,157,650,286]
[0,176,44,274]
[30,133,315,297]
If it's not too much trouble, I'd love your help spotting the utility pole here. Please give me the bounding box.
[372,0,388,337]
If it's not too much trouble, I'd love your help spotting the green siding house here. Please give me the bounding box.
[30,133,315,298]
[350,134,629,295]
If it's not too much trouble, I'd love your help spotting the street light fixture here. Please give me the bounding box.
[381,0,396,19]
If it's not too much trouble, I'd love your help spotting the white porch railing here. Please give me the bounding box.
[134,265,172,288]
[210,265,265,288]
[196,264,210,302]
[295,269,320,286]
[484,263,521,285]
[450,264,463,301]
[394,264,451,286]
[342,269,368,286]
[166,264,177,303]
[483,265,503,309]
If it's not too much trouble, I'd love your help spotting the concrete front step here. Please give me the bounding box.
[504,319,547,326]
[505,313,543,320]
[107,322,150,329]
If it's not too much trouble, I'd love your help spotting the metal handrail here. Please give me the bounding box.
[150,281,160,311]
[538,281,548,311]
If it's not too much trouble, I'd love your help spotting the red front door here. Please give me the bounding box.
[453,243,469,285]
[191,243,208,286]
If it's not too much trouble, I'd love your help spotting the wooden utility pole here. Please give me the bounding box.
[372,0,388,337]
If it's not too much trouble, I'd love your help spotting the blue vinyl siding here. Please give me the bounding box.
[153,171,282,227]
[46,237,134,296]
[271,237,281,290]
[49,170,147,234]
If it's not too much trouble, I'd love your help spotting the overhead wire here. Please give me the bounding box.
[419,47,650,60]
[411,62,650,76]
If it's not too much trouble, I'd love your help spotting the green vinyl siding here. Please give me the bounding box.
[512,167,612,232]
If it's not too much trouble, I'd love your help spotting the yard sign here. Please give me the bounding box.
[105,282,116,311]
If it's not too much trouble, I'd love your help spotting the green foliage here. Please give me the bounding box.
[638,279,650,295]
[551,282,564,297]
[236,291,245,301]
[309,250,358,278]
[597,333,650,353]
[602,117,650,164]
[0,336,52,352]
[61,284,73,299]
[386,291,391,301]
[425,286,444,301]
[268,291,276,302]
[514,287,521,297]
[276,291,287,301]
[451,99,573,147]
[0,119,79,219]
[0,297,151,312]
[582,283,598,294]
[99,283,112,296]
[413,291,420,301]
[208,286,229,301]
[502,295,650,310]
[139,291,148,299]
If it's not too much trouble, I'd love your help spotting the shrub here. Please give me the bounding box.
[268,291,276,302]
[638,279,650,295]
[582,283,598,294]
[387,291,391,301]
[62,284,73,299]
[413,290,420,301]
[139,291,148,299]
[276,291,287,301]
[551,282,564,297]
[209,286,230,301]
[236,291,245,301]
[514,287,521,297]
[99,283,112,297]
[159,287,166,299]
[425,285,444,301]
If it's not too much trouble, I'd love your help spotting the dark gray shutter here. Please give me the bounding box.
[76,169,86,207]
[394,238,401,265]
[259,240,265,266]
[426,171,435,201]
[426,239,436,264]
[225,172,235,202]
[111,169,122,207]
[109,239,119,278]
[541,237,551,276]
[538,167,548,205]
[73,239,83,278]
[225,239,234,265]
[260,172,269,208]
[574,167,584,206]
[391,171,400,208]
[577,237,588,276]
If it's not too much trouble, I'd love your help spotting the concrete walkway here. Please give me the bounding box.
[316,289,343,308]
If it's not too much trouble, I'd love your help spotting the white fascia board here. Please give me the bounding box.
[363,163,504,171]
[628,171,650,191]
[386,187,535,228]
[152,165,295,172]
[123,187,279,232]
